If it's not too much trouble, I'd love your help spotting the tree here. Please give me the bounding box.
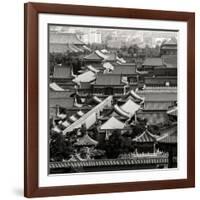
[128,44,139,56]
[103,130,134,158]
[49,52,85,76]
[147,125,161,136]
[130,123,146,138]
[104,130,122,158]
[50,132,74,161]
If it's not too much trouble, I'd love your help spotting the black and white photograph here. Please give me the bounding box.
[48,25,178,174]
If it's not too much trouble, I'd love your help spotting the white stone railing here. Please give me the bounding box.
[50,154,169,169]
[118,152,169,159]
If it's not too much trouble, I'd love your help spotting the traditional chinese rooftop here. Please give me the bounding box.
[162,55,177,68]
[49,90,75,99]
[133,130,158,142]
[161,38,177,46]
[49,82,64,91]
[84,51,104,61]
[167,106,178,116]
[161,46,177,50]
[53,65,72,79]
[160,124,177,136]
[112,65,137,75]
[158,133,177,144]
[100,116,125,130]
[94,74,124,86]
[120,99,141,116]
[158,126,177,144]
[69,44,84,53]
[74,134,98,146]
[139,86,177,92]
[144,76,177,87]
[142,58,164,66]
[153,67,177,76]
[49,98,74,109]
[73,71,96,83]
[143,101,174,110]
[50,43,71,53]
[137,91,177,102]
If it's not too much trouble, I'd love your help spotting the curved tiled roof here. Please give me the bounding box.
[142,58,163,66]
[112,65,137,75]
[120,99,140,116]
[53,65,72,79]
[157,129,177,143]
[161,38,177,46]
[114,105,130,118]
[137,92,177,102]
[167,107,177,116]
[144,76,177,87]
[100,116,125,130]
[143,102,173,110]
[133,130,158,142]
[84,52,104,61]
[73,71,96,83]
[153,67,177,76]
[77,110,85,117]
[87,65,100,73]
[50,43,72,53]
[49,98,74,109]
[95,74,124,85]
[128,90,144,102]
[49,83,64,91]
[49,90,74,98]
[74,134,98,146]
[162,55,177,68]
[103,62,114,70]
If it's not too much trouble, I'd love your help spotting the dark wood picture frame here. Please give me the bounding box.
[24,2,195,198]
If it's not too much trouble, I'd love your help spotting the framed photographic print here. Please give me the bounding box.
[24,2,195,198]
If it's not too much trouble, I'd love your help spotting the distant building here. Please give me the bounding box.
[51,64,76,90]
[137,88,177,112]
[162,55,177,68]
[140,58,165,72]
[153,67,177,76]
[49,90,75,118]
[112,64,137,75]
[111,64,138,86]
[80,30,102,44]
[52,64,72,78]
[83,50,117,65]
[132,130,158,153]
[160,38,177,56]
[92,74,126,95]
[160,38,177,68]
[157,125,177,168]
[137,58,166,84]
[49,32,89,54]
[141,95,176,111]
[83,51,104,65]
[144,76,177,87]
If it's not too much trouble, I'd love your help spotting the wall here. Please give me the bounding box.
[0,0,199,199]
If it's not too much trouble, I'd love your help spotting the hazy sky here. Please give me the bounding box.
[50,25,177,37]
[49,25,178,47]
